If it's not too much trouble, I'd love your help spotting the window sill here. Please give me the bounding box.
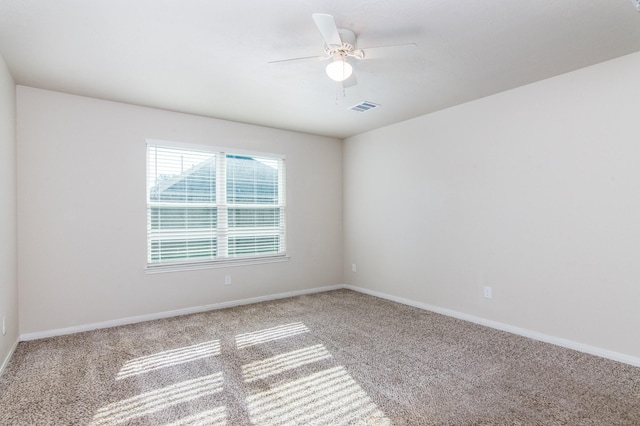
[145,255,290,274]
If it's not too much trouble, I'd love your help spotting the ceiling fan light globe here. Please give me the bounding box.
[326,60,353,82]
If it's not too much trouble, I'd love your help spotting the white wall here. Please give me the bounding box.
[344,51,640,360]
[17,87,343,335]
[0,54,18,369]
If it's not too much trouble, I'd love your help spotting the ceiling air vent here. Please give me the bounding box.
[349,101,380,112]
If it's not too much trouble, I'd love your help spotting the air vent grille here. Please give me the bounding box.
[349,101,380,112]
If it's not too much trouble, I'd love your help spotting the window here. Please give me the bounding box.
[146,140,286,268]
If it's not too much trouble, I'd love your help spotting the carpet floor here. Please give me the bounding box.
[0,289,638,425]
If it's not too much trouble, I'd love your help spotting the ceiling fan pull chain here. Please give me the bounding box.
[335,83,348,105]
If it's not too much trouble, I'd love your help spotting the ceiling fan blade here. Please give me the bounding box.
[312,13,342,48]
[268,55,328,64]
[358,43,417,59]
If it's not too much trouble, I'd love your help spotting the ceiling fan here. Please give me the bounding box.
[269,14,416,86]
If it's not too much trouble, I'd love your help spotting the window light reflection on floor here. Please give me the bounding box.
[161,406,227,426]
[90,373,224,426]
[242,344,332,383]
[235,322,309,349]
[246,366,390,425]
[116,340,221,380]
[247,366,351,414]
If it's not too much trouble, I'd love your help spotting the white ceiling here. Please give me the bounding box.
[1,0,639,139]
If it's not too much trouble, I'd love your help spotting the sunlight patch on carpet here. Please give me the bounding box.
[246,366,390,425]
[235,322,309,349]
[90,373,224,425]
[161,406,227,426]
[242,344,332,383]
[116,340,221,380]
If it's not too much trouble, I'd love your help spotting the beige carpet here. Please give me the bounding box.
[0,289,638,425]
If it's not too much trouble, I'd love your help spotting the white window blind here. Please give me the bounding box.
[146,141,286,267]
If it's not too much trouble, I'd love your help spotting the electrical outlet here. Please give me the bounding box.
[352,263,357,272]
[483,286,492,299]
[224,275,232,286]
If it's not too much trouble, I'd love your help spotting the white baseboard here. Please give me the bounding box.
[343,285,640,368]
[17,283,640,368]
[0,339,19,378]
[20,285,343,341]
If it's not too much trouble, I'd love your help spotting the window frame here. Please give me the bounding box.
[145,139,288,273]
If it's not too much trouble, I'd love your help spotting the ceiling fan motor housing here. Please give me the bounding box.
[324,28,365,59]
